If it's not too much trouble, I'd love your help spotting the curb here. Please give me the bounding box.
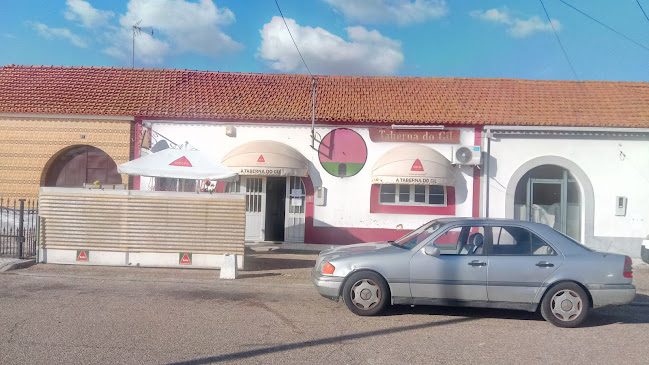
[0,259,37,273]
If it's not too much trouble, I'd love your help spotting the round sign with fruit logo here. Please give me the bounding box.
[318,128,367,177]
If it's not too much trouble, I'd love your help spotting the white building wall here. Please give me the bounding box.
[145,122,477,231]
[487,133,649,256]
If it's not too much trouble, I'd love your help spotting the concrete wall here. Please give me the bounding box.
[0,116,132,199]
[146,122,478,234]
[486,132,649,257]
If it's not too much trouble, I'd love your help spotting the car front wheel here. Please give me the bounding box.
[540,282,590,328]
[342,271,390,316]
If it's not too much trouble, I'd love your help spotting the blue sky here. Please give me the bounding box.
[1,0,648,81]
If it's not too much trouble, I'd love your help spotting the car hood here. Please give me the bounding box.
[318,241,400,261]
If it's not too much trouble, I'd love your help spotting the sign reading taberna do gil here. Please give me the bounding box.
[369,128,460,143]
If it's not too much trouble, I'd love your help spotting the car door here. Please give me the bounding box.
[409,225,488,302]
[485,225,564,304]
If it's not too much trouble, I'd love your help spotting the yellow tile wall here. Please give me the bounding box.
[0,117,133,200]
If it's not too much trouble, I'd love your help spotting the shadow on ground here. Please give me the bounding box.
[384,295,649,327]
[243,250,317,272]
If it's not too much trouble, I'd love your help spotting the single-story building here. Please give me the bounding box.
[1,65,647,257]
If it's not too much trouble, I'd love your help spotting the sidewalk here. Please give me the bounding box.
[245,241,334,253]
[0,256,35,272]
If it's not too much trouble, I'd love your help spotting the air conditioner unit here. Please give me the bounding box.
[452,145,483,165]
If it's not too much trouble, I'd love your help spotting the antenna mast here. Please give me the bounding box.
[132,20,154,68]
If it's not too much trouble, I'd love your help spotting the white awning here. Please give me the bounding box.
[371,145,456,186]
[222,141,309,177]
[117,149,237,181]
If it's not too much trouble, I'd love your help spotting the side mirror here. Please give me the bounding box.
[424,246,441,257]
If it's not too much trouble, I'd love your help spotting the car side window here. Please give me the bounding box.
[531,233,557,256]
[490,226,556,256]
[433,226,485,255]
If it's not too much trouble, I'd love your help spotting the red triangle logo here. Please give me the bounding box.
[411,158,424,172]
[77,250,88,261]
[180,253,191,265]
[257,154,266,163]
[170,156,193,167]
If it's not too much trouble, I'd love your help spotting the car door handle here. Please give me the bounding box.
[536,261,554,268]
[468,260,487,267]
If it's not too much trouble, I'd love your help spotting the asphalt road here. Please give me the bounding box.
[1,251,648,365]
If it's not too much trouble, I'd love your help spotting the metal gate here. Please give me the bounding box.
[0,198,38,258]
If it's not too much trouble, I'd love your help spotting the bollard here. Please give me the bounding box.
[220,253,238,279]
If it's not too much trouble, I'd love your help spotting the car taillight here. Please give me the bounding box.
[623,256,633,278]
[322,262,335,275]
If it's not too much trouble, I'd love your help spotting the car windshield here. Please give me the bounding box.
[390,220,442,249]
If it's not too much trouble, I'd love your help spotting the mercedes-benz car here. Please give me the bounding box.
[312,218,635,328]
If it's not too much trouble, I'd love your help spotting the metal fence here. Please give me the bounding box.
[0,198,38,258]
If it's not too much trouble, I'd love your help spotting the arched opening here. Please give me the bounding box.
[44,145,122,187]
[513,164,581,240]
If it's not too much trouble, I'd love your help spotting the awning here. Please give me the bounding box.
[117,149,237,180]
[371,145,456,186]
[222,141,309,177]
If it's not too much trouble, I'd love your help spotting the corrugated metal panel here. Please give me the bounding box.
[39,188,245,255]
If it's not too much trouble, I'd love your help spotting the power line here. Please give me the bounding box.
[559,0,649,52]
[273,0,314,78]
[636,0,649,23]
[539,0,579,81]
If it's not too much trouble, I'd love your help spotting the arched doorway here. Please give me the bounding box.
[44,145,122,187]
[513,164,581,240]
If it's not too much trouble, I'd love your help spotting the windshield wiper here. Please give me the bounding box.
[388,240,407,249]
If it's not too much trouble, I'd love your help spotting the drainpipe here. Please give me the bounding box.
[310,77,317,150]
[484,129,492,218]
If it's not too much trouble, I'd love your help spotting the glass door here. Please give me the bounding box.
[284,176,306,243]
[243,177,266,241]
[528,178,566,234]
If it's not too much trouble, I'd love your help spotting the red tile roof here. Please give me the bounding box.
[1,64,648,127]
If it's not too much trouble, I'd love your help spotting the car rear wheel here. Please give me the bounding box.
[342,271,390,316]
[540,282,590,328]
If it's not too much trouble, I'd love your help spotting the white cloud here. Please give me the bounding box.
[470,7,560,38]
[103,0,242,65]
[259,16,403,76]
[324,0,447,25]
[65,0,114,28]
[32,22,87,47]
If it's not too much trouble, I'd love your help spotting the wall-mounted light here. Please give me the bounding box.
[225,125,236,137]
[391,124,444,130]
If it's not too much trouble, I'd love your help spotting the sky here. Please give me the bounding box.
[1,0,649,81]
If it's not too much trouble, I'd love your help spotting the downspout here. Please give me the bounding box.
[310,77,317,150]
[485,129,491,218]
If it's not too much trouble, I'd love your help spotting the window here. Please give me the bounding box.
[155,178,196,192]
[224,180,241,193]
[490,226,556,256]
[379,184,447,206]
[432,226,486,255]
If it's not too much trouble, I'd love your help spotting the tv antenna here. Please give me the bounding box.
[132,20,154,68]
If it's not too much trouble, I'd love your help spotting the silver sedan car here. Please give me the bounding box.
[312,218,636,328]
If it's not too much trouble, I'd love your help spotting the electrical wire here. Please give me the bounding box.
[636,0,649,23]
[559,0,649,52]
[273,0,314,78]
[539,0,579,81]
